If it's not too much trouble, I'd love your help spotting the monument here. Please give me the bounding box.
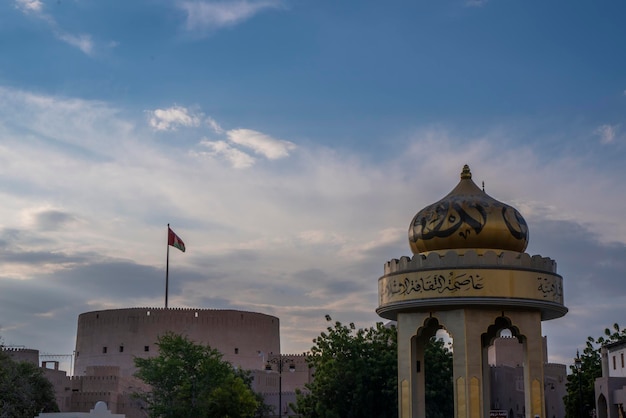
[377,165,567,418]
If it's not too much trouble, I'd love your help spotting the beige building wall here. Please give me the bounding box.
[37,400,126,418]
[43,365,73,412]
[5,308,310,417]
[70,307,306,417]
[2,348,74,412]
[253,353,314,417]
[489,338,566,418]
[2,347,39,364]
[488,336,548,367]
[74,308,280,379]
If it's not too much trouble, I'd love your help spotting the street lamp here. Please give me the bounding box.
[574,350,583,418]
[266,355,296,418]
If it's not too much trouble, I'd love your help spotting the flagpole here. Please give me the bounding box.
[165,223,170,309]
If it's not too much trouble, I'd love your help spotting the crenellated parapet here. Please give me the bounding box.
[79,307,278,321]
[1,347,39,365]
[384,250,556,275]
[266,353,310,369]
[1,346,34,352]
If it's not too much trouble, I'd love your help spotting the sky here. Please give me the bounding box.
[0,0,625,373]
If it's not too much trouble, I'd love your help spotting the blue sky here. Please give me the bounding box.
[0,0,625,371]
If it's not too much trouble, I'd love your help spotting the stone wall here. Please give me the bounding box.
[74,308,280,378]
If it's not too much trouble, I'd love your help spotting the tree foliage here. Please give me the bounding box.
[0,350,59,418]
[294,321,398,418]
[564,323,626,418]
[134,333,260,418]
[424,337,454,418]
[294,320,454,418]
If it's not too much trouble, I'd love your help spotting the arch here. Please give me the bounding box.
[409,315,454,418]
[417,316,446,340]
[482,314,529,418]
[481,315,524,347]
[597,393,608,418]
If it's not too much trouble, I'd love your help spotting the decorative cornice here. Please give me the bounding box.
[384,250,556,275]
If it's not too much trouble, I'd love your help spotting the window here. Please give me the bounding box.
[622,352,624,368]
[613,355,617,370]
[234,348,239,354]
[119,346,124,353]
[144,346,150,352]
[102,346,107,354]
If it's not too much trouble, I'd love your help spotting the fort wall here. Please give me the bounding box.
[74,308,280,378]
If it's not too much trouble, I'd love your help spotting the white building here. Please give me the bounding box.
[595,340,626,418]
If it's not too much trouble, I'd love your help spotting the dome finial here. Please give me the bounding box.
[461,164,472,179]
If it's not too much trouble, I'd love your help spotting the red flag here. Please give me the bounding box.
[168,227,186,253]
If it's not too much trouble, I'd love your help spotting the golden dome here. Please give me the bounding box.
[409,165,528,254]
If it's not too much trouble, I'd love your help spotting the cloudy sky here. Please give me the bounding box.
[1,0,625,372]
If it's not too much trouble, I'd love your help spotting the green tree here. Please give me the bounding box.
[0,350,59,418]
[294,320,454,418]
[564,323,626,418]
[424,337,453,418]
[134,333,259,418]
[233,368,274,418]
[294,320,398,418]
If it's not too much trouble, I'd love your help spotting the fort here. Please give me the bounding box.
[4,308,310,418]
[74,307,280,378]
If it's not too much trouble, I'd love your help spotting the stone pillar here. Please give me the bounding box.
[397,308,548,418]
[397,312,429,418]
[517,312,545,418]
[446,309,489,418]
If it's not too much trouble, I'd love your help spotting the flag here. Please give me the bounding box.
[168,227,186,252]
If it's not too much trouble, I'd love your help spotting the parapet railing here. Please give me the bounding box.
[384,250,556,275]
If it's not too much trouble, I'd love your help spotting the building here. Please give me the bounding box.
[74,308,280,378]
[36,401,125,418]
[595,340,626,418]
[3,307,311,417]
[69,307,310,417]
[376,165,568,418]
[489,337,566,418]
[2,347,73,411]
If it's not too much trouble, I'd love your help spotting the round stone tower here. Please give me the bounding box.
[377,165,566,418]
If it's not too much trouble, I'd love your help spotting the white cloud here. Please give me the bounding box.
[14,0,96,56]
[466,0,488,7]
[595,124,618,144]
[197,139,255,168]
[227,128,296,159]
[339,227,405,260]
[147,104,293,167]
[57,32,94,56]
[178,0,282,32]
[298,230,346,246]
[2,85,626,369]
[207,116,224,134]
[148,106,202,131]
[15,0,43,14]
